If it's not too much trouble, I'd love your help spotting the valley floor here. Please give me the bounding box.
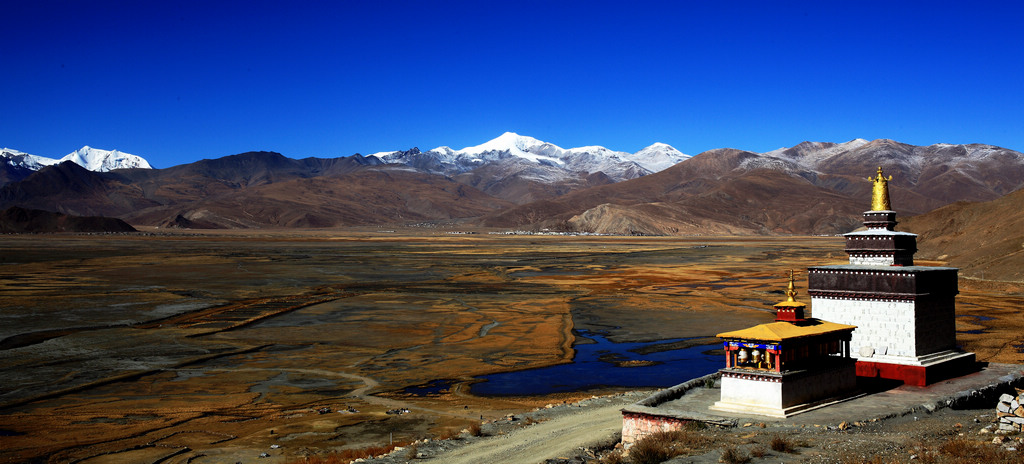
[0,229,1020,463]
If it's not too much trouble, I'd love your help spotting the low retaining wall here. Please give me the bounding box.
[621,373,721,446]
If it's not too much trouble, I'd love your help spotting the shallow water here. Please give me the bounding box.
[470,330,720,396]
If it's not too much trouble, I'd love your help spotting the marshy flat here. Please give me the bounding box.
[0,229,1019,462]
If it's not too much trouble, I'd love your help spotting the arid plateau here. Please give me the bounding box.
[1,230,1022,463]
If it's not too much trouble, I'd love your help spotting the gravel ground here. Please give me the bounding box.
[351,391,1024,464]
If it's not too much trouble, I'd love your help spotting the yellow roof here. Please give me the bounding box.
[716,319,856,342]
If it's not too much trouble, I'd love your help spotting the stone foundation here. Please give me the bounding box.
[711,360,856,418]
[855,350,977,386]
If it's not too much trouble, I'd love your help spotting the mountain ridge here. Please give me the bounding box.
[1,135,1022,239]
[1,146,151,172]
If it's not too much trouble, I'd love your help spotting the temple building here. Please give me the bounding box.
[807,167,976,386]
[711,272,857,418]
[621,169,981,443]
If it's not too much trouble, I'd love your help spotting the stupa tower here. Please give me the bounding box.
[806,167,975,386]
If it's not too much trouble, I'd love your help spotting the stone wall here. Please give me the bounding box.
[997,389,1024,432]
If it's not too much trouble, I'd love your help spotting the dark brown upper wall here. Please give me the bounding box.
[807,265,958,300]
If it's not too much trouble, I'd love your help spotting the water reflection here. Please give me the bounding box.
[471,331,720,396]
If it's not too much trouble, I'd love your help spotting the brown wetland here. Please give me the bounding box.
[0,229,1020,462]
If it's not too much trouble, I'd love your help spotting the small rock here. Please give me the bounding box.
[742,422,753,427]
[954,423,962,428]
[838,421,849,430]
[758,422,766,428]
[979,428,991,435]
[993,436,1005,445]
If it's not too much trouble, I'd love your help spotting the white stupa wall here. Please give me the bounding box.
[811,297,917,359]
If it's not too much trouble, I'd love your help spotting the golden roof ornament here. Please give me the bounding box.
[773,270,806,321]
[785,269,798,302]
[869,166,893,211]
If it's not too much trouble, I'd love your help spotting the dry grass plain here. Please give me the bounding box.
[0,229,1020,463]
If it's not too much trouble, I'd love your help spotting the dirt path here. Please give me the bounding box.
[422,400,628,464]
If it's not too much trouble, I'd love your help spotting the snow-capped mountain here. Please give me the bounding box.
[1,146,152,172]
[60,146,152,171]
[750,139,1024,183]
[369,132,688,182]
[0,148,59,171]
[623,143,690,172]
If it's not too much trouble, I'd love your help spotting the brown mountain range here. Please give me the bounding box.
[0,154,512,229]
[0,140,1021,235]
[902,187,1024,282]
[0,206,136,233]
[123,168,512,229]
[483,140,1024,235]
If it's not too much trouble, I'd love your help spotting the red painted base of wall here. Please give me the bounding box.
[856,355,977,387]
[621,412,693,446]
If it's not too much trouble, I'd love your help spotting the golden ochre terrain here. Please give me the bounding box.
[0,230,1020,463]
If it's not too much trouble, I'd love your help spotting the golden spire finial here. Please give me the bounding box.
[869,166,893,211]
[785,269,798,302]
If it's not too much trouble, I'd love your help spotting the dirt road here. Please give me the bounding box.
[422,399,632,464]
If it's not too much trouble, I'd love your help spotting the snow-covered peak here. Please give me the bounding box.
[456,132,565,165]
[353,133,687,182]
[1,148,60,170]
[564,145,625,156]
[367,150,398,160]
[625,143,690,172]
[60,146,152,171]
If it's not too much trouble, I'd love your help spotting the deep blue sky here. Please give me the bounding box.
[3,1,1022,168]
